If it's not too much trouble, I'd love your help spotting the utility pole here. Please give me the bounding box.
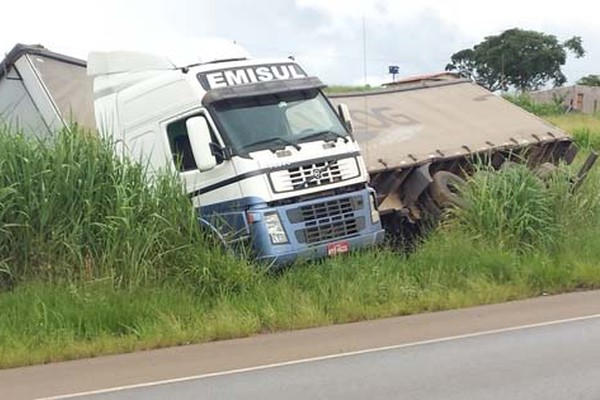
[362,13,367,87]
[501,53,505,94]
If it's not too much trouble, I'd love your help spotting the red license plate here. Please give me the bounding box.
[327,241,349,256]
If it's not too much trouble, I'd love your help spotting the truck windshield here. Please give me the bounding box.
[210,89,348,155]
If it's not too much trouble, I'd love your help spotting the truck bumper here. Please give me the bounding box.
[255,228,385,267]
[248,187,385,267]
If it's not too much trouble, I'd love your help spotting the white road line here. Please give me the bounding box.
[38,312,600,399]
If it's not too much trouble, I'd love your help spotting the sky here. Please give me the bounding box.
[1,0,598,86]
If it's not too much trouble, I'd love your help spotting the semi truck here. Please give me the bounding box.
[0,43,385,266]
[1,43,594,261]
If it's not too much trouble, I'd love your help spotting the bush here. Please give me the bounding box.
[545,113,600,151]
[571,126,600,151]
[447,164,574,251]
[0,126,256,293]
[504,93,565,116]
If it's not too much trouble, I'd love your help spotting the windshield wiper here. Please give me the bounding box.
[242,137,301,153]
[299,130,349,144]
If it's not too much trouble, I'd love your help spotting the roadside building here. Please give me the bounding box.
[529,85,600,114]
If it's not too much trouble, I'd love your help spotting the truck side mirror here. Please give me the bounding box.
[338,103,354,133]
[186,117,217,172]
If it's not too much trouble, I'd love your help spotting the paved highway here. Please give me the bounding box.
[72,315,600,399]
[2,290,600,399]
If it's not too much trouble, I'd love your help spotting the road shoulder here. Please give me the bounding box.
[2,290,600,399]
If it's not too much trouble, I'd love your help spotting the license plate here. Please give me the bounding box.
[327,241,349,256]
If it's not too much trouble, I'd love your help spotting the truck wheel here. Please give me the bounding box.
[535,162,558,179]
[500,160,519,170]
[429,171,467,208]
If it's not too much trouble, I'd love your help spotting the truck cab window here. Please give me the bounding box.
[211,90,348,155]
[167,115,222,171]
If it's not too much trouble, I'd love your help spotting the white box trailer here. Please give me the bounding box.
[0,44,95,135]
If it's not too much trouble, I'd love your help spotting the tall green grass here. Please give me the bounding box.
[0,125,255,293]
[503,96,600,151]
[1,120,600,368]
[504,93,566,116]
[546,113,600,151]
[4,221,600,368]
[448,164,575,251]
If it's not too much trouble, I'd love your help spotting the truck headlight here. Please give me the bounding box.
[369,194,380,224]
[265,212,289,244]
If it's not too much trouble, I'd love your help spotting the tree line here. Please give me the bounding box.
[445,28,598,91]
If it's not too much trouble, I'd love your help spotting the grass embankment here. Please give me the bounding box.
[504,94,600,150]
[1,116,600,368]
[546,113,600,150]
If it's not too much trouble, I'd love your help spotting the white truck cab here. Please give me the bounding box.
[88,48,385,265]
[0,42,383,265]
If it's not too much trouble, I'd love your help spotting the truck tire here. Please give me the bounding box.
[500,160,519,170]
[429,171,467,208]
[535,162,558,179]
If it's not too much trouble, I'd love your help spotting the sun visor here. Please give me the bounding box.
[202,76,325,105]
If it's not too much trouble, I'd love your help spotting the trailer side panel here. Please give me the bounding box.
[330,81,571,174]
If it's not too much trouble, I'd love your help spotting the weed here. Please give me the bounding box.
[1,116,600,369]
[0,126,255,294]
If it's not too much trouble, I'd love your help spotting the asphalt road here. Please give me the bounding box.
[3,290,600,399]
[74,315,600,400]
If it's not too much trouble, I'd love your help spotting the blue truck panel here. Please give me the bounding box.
[198,187,384,267]
[248,187,384,266]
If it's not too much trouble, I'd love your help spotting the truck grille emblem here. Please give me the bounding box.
[312,168,323,180]
[269,157,360,193]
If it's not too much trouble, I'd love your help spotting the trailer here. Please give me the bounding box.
[0,44,95,135]
[329,80,596,237]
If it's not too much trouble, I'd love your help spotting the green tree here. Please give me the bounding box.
[446,28,585,92]
[577,74,600,86]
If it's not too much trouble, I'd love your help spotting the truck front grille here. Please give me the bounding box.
[300,218,363,244]
[269,157,360,193]
[288,196,365,244]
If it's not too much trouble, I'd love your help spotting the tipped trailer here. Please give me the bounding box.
[0,43,384,266]
[329,80,597,237]
[0,44,96,135]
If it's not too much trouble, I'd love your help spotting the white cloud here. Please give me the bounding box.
[1,0,597,85]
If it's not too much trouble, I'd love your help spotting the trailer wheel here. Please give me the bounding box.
[535,162,558,179]
[429,171,467,208]
[500,161,519,170]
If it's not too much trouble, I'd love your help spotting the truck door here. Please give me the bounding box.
[162,110,240,207]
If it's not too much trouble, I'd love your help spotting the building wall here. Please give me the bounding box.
[529,85,600,114]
